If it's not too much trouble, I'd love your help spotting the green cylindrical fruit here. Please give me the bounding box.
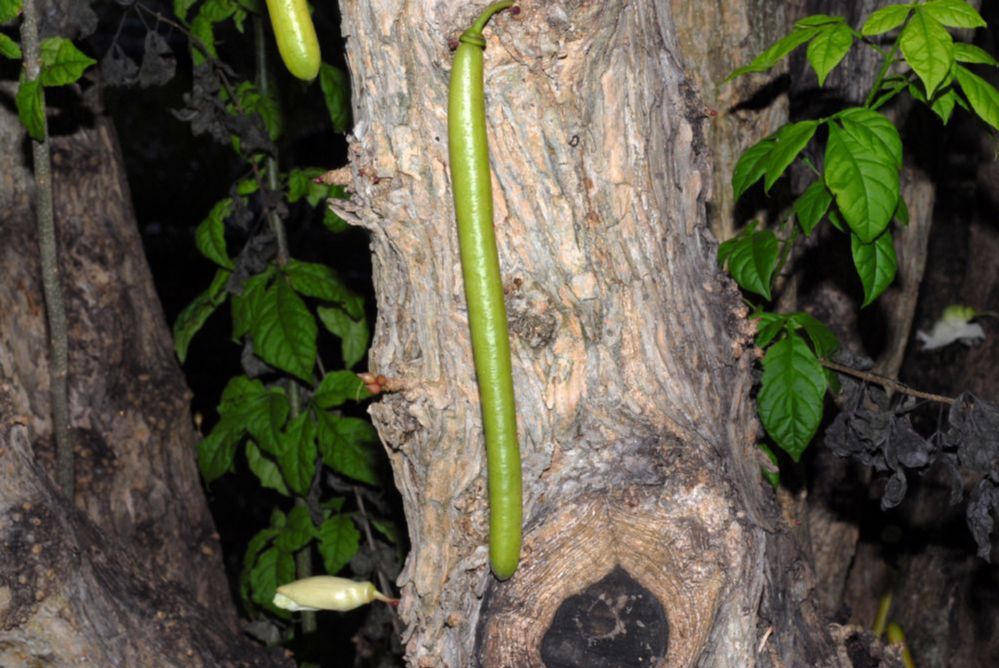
[265,0,321,81]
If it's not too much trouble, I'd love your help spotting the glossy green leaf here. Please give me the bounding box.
[732,138,776,200]
[198,415,244,482]
[239,527,279,609]
[753,312,787,349]
[190,14,216,64]
[894,196,910,226]
[173,0,198,21]
[250,546,296,612]
[15,77,44,141]
[0,33,21,59]
[838,107,903,167]
[954,43,998,67]
[219,375,268,411]
[245,441,290,496]
[319,63,351,133]
[824,121,899,243]
[955,64,999,131]
[314,370,371,409]
[794,14,844,29]
[284,260,363,317]
[317,415,380,485]
[788,312,839,358]
[251,279,318,382]
[764,121,819,191]
[317,515,360,575]
[930,88,958,123]
[38,37,95,86]
[275,505,316,552]
[851,230,898,306]
[232,269,273,340]
[317,305,369,368]
[244,387,290,456]
[278,413,318,495]
[720,228,779,300]
[793,180,833,236]
[235,82,282,140]
[173,268,230,362]
[921,0,985,29]
[806,24,853,86]
[861,4,912,36]
[727,27,820,80]
[0,0,21,22]
[757,333,827,461]
[900,10,955,98]
[194,198,234,269]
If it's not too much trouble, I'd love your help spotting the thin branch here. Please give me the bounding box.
[821,359,955,405]
[22,0,74,498]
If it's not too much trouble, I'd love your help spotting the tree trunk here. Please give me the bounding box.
[336,1,883,665]
[0,77,288,665]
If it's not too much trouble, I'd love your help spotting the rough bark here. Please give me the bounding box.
[0,79,286,664]
[336,1,854,665]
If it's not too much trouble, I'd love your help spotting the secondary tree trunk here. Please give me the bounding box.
[0,71,288,666]
[336,1,888,665]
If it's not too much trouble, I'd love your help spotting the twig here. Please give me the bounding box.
[22,0,73,498]
[821,359,955,405]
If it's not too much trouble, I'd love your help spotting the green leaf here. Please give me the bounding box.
[239,527,279,608]
[286,167,323,203]
[753,312,787,349]
[15,77,44,141]
[759,443,780,489]
[0,33,21,59]
[194,198,234,269]
[314,370,371,408]
[851,230,898,307]
[190,14,216,64]
[0,0,21,23]
[235,82,283,140]
[806,24,853,86]
[244,387,290,456]
[861,4,912,36]
[824,121,899,243]
[370,518,400,544]
[788,312,839,358]
[251,279,318,382]
[219,375,268,411]
[720,228,779,300]
[894,196,910,226]
[316,515,360,575]
[278,413,318,495]
[317,305,369,368]
[921,0,985,29]
[173,0,198,21]
[317,413,380,485]
[232,269,273,340]
[954,43,998,67]
[794,14,843,29]
[245,441,290,496]
[275,505,316,552]
[793,180,833,236]
[250,546,296,612]
[838,107,903,168]
[732,138,776,200]
[236,176,260,195]
[323,208,349,234]
[900,10,955,98]
[764,121,819,191]
[319,63,351,133]
[727,27,820,80]
[930,88,958,123]
[955,64,999,131]
[198,415,244,482]
[173,268,230,362]
[757,333,827,461]
[38,37,95,86]
[284,260,363,317]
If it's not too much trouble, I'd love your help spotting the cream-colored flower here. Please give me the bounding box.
[273,576,395,612]
[916,305,985,351]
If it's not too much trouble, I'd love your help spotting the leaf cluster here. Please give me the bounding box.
[722,0,997,467]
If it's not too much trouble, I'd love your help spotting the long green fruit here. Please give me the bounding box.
[265,0,321,81]
[447,0,522,580]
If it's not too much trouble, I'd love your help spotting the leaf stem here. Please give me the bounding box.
[22,0,74,498]
[821,359,955,405]
[865,43,900,108]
